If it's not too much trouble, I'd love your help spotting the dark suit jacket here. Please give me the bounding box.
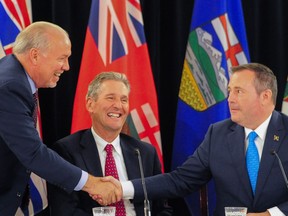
[132,111,288,216]
[0,55,82,215]
[48,130,172,216]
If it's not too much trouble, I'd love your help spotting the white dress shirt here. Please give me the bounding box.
[91,128,136,216]
[244,114,284,216]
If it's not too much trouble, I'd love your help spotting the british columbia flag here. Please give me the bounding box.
[0,0,31,56]
[0,0,48,215]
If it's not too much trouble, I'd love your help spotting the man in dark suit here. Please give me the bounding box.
[48,72,172,216]
[0,21,119,215]
[101,63,288,216]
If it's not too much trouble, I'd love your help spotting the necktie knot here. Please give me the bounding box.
[105,144,117,179]
[249,131,258,143]
[33,92,38,103]
[105,144,113,155]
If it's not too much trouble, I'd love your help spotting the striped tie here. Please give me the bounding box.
[105,144,126,216]
[246,131,259,195]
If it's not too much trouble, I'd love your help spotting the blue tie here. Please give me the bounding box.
[246,131,259,194]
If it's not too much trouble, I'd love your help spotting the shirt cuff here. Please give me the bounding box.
[74,170,88,191]
[121,181,134,199]
[268,207,285,216]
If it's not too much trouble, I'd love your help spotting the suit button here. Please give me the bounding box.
[17,192,21,197]
[26,169,31,174]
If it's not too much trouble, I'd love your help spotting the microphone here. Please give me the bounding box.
[135,148,151,216]
[270,150,288,189]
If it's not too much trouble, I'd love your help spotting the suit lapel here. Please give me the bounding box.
[79,133,142,179]
[228,124,253,200]
[80,130,103,177]
[254,111,284,202]
[120,137,141,179]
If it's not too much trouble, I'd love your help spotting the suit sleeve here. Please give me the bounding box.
[150,148,173,216]
[0,80,82,192]
[132,127,212,201]
[48,139,100,216]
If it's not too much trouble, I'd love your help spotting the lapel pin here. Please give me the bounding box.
[273,135,279,141]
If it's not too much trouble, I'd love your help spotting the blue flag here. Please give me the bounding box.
[171,0,250,215]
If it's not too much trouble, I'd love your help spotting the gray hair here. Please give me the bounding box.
[231,63,278,105]
[86,72,131,100]
[13,21,69,54]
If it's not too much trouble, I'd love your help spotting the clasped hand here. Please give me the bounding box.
[84,175,122,205]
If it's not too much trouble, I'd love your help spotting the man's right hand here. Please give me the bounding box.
[89,176,123,205]
[82,175,122,205]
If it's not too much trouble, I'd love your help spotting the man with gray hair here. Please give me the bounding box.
[0,21,120,215]
[48,72,172,216]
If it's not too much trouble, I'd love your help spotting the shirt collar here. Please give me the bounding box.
[244,114,272,141]
[90,127,121,154]
[25,71,37,94]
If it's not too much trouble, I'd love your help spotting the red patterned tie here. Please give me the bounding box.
[32,92,38,127]
[105,144,126,216]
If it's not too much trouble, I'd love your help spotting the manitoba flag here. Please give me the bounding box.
[72,0,163,167]
[0,0,47,215]
[171,0,250,215]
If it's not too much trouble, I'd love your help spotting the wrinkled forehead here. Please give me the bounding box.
[228,70,255,88]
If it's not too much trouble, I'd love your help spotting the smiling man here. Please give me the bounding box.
[13,21,71,88]
[48,72,172,216]
[0,22,120,215]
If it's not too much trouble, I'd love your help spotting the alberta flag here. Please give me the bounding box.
[171,0,250,215]
[72,0,163,167]
[0,0,48,215]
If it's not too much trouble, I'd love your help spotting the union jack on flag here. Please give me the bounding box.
[91,0,145,65]
[0,0,48,215]
[126,0,146,46]
[0,0,31,57]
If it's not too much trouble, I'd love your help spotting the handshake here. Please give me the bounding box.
[83,175,123,205]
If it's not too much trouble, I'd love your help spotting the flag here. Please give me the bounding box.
[171,0,250,215]
[72,0,163,167]
[0,0,48,215]
[282,80,288,115]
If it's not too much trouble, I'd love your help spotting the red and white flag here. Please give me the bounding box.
[72,0,163,167]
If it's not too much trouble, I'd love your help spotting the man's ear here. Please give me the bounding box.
[86,97,93,113]
[261,89,273,105]
[29,48,39,65]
